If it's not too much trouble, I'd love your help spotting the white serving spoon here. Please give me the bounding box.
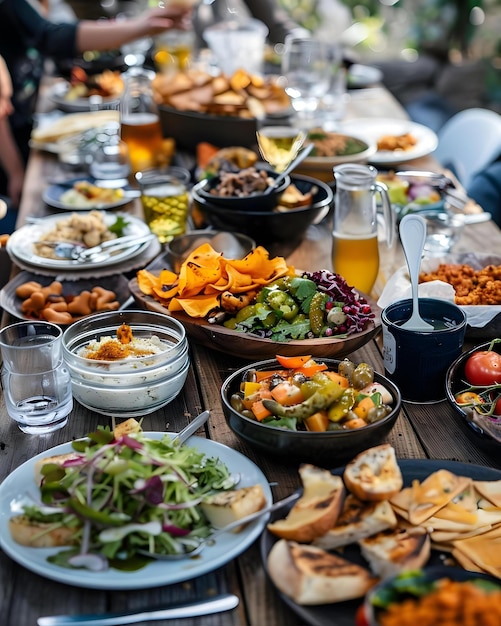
[399,214,434,331]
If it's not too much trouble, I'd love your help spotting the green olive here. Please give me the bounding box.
[351,363,375,389]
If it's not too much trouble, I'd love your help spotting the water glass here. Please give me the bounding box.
[88,123,131,184]
[136,166,191,243]
[420,209,465,256]
[0,321,73,434]
[281,35,330,123]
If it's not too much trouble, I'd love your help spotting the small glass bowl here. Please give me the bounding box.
[62,310,189,417]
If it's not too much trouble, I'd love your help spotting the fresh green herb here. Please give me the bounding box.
[108,215,129,236]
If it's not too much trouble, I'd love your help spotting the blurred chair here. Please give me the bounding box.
[433,107,501,188]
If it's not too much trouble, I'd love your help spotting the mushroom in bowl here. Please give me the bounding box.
[221,356,401,465]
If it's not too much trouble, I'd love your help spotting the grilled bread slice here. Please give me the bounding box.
[267,464,345,542]
[359,524,431,579]
[313,494,398,550]
[343,444,403,502]
[200,485,266,531]
[267,539,378,605]
[9,515,79,548]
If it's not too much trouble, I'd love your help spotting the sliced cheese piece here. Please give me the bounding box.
[267,539,378,605]
[390,469,470,525]
[313,495,397,550]
[474,479,501,508]
[266,465,345,543]
[201,484,266,531]
[452,525,501,578]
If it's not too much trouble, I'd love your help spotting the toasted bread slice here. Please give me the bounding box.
[313,494,398,550]
[344,444,403,502]
[9,515,79,548]
[267,465,345,542]
[267,539,378,605]
[200,485,266,531]
[359,524,431,579]
[113,418,141,438]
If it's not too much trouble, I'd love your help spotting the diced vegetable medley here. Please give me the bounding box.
[229,355,394,432]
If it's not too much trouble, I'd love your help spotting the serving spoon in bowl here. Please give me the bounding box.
[263,142,314,195]
[399,214,434,331]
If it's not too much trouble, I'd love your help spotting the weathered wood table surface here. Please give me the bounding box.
[1,83,500,626]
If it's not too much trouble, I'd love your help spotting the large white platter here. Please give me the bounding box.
[0,433,272,590]
[6,211,151,271]
[339,118,438,164]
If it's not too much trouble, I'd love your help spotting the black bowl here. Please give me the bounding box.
[159,105,259,152]
[221,358,401,466]
[195,170,291,212]
[364,566,501,626]
[192,174,333,247]
[446,341,501,451]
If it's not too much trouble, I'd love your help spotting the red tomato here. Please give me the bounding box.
[494,395,501,415]
[464,350,501,386]
[355,604,370,626]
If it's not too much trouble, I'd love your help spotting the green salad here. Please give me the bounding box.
[16,427,238,571]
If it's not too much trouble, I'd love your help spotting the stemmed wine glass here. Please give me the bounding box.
[281,35,331,124]
[255,118,307,173]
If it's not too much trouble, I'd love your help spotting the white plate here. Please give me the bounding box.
[48,81,121,113]
[0,434,272,590]
[339,118,438,164]
[6,211,151,271]
[43,178,135,211]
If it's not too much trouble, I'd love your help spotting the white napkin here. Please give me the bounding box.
[377,252,501,328]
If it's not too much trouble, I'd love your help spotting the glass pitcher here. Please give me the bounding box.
[120,68,164,174]
[332,163,394,294]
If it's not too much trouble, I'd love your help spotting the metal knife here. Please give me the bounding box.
[37,593,239,626]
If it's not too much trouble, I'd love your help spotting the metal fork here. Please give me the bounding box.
[138,491,300,561]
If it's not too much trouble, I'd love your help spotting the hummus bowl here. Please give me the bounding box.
[62,310,189,417]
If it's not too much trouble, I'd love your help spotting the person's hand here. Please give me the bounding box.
[137,5,193,37]
[0,55,13,119]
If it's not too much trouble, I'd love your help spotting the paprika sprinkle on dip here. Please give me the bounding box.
[80,323,167,361]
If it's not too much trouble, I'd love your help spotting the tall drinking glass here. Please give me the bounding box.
[120,69,164,174]
[281,36,330,123]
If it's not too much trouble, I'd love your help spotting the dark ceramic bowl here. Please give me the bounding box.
[364,566,501,626]
[159,105,259,152]
[221,358,401,466]
[446,340,501,451]
[195,170,291,212]
[192,174,333,247]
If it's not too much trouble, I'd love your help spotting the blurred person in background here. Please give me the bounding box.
[0,0,192,209]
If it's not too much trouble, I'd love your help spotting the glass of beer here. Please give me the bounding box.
[332,164,395,295]
[120,69,164,174]
[136,166,191,244]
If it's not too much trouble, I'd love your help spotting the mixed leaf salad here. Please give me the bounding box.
[224,270,375,341]
[12,426,239,571]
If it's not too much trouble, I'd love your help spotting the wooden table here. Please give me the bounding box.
[1,85,501,626]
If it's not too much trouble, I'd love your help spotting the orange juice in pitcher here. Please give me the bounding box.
[332,232,379,294]
[332,164,394,294]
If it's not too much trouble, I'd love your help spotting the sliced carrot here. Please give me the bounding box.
[255,369,289,383]
[270,381,304,406]
[324,371,350,388]
[294,362,328,377]
[353,395,376,420]
[251,399,272,421]
[304,411,329,432]
[275,355,312,369]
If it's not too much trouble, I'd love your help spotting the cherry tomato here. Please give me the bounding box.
[464,350,501,386]
[493,395,501,415]
[355,604,370,626]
